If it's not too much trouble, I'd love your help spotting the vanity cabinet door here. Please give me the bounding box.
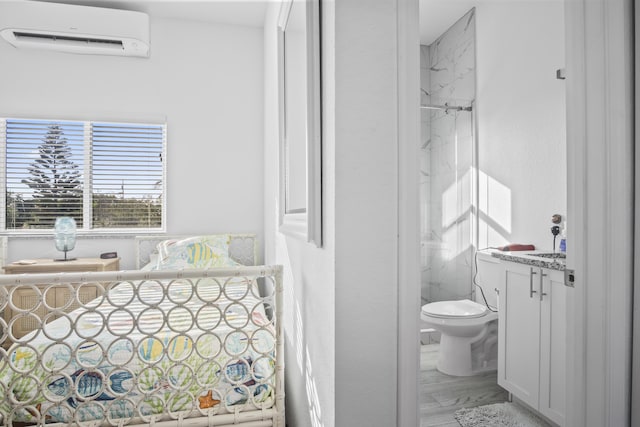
[498,261,541,410]
[539,269,566,426]
[475,252,502,309]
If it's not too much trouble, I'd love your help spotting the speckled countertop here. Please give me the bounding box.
[490,251,566,271]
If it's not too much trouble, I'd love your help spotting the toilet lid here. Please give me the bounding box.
[422,299,488,319]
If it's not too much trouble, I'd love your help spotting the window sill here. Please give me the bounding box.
[0,229,166,239]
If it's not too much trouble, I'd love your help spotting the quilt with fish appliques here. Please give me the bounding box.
[154,235,240,269]
[0,274,277,425]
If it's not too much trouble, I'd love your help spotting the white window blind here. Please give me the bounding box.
[1,117,166,231]
[91,122,164,229]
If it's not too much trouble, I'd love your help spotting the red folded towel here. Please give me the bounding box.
[498,244,535,252]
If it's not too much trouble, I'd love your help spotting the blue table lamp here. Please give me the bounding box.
[54,217,77,261]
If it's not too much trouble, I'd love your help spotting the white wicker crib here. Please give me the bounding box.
[0,235,284,427]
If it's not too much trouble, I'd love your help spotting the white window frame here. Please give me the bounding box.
[0,117,167,235]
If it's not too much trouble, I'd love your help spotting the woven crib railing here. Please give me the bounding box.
[0,266,284,427]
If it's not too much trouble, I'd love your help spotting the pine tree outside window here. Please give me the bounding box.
[0,118,166,232]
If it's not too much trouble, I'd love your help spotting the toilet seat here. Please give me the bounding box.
[421,299,488,319]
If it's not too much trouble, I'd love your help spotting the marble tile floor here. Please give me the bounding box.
[420,343,509,427]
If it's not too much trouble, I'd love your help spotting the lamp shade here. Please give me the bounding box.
[54,217,77,255]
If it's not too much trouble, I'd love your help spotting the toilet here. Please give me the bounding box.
[421,299,498,376]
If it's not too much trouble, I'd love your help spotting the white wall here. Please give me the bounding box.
[475,1,566,252]
[263,4,335,427]
[264,0,408,425]
[0,14,264,269]
[333,0,402,425]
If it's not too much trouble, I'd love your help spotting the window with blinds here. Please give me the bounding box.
[0,118,166,231]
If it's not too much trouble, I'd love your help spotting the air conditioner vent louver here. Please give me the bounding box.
[13,32,124,49]
[0,2,149,57]
[14,32,124,46]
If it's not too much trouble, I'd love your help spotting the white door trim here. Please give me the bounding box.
[634,0,640,424]
[396,0,421,426]
[564,0,634,425]
[399,0,634,425]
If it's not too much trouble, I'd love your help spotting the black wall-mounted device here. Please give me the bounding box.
[100,252,118,259]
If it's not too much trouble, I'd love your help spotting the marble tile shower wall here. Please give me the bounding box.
[420,44,431,303]
[420,9,476,304]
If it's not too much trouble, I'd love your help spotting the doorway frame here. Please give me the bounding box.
[564,0,634,425]
[634,0,640,424]
[397,0,421,426]
[398,0,635,425]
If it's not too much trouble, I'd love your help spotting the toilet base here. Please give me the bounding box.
[437,334,475,376]
[436,322,498,377]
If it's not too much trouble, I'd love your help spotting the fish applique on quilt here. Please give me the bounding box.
[47,369,133,408]
[225,357,256,386]
[186,242,218,266]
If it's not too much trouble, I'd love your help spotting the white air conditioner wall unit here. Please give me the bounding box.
[0,1,150,57]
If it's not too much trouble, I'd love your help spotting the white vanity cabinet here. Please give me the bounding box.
[497,260,566,427]
[475,252,502,309]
